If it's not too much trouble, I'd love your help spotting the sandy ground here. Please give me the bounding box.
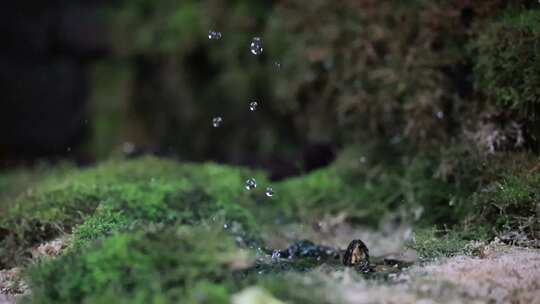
[264,221,540,304]
[0,237,67,304]
[334,245,540,304]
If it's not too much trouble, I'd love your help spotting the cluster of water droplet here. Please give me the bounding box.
[244,178,275,198]
[208,29,277,198]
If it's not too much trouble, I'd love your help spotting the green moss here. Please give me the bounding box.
[271,147,469,227]
[0,163,75,214]
[259,273,334,304]
[26,224,244,304]
[474,9,540,133]
[0,157,265,268]
[407,227,489,260]
[472,171,540,238]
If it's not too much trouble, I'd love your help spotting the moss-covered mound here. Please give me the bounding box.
[28,224,246,304]
[0,157,265,268]
[0,152,537,302]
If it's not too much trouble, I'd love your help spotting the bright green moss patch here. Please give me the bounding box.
[0,157,265,268]
[26,224,247,304]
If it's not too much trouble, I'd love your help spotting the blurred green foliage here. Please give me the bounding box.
[87,0,539,164]
[474,8,540,140]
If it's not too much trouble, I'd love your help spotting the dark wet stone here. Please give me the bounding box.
[278,240,340,260]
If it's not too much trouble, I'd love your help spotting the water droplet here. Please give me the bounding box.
[208,30,222,40]
[274,61,281,70]
[249,101,258,111]
[271,250,281,259]
[66,147,72,152]
[316,256,321,261]
[359,156,367,164]
[250,37,263,55]
[245,178,257,190]
[265,187,274,197]
[223,223,229,229]
[212,116,223,128]
[436,111,444,119]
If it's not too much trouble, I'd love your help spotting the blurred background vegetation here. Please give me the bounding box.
[1,0,538,169]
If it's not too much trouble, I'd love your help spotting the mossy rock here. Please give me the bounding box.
[26,224,246,304]
[0,156,265,268]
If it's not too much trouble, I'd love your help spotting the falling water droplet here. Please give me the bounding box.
[249,101,258,111]
[436,111,444,119]
[212,116,223,128]
[250,37,263,55]
[265,187,274,197]
[208,30,222,40]
[245,178,257,190]
[223,223,229,229]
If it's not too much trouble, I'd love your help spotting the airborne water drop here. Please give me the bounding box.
[208,30,222,40]
[245,178,257,190]
[249,101,258,111]
[250,37,263,55]
[212,116,223,128]
[265,187,274,197]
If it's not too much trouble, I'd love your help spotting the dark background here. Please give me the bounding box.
[1,0,538,179]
